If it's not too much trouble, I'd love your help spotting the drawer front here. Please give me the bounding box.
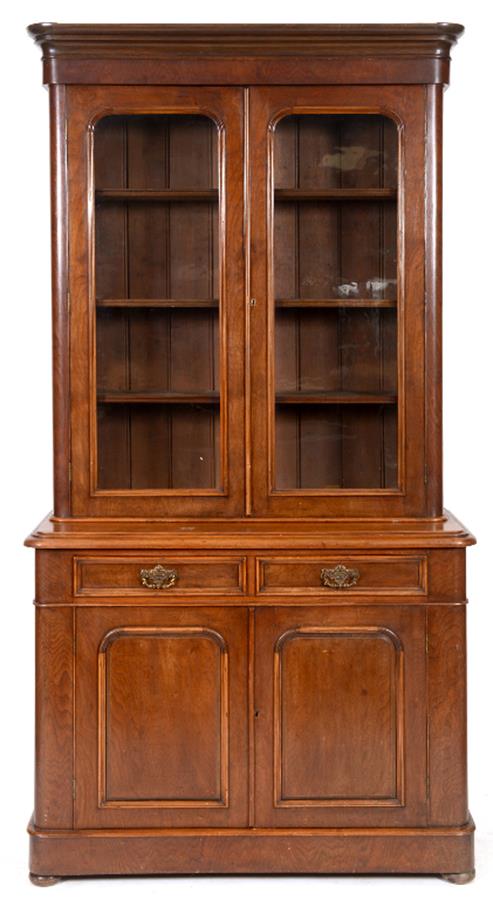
[256,555,427,596]
[74,556,247,597]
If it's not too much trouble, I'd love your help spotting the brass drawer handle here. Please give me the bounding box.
[321,564,360,589]
[139,564,178,590]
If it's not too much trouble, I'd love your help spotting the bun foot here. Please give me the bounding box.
[29,874,62,887]
[441,871,475,885]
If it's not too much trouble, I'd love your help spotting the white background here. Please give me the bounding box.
[0,1,492,896]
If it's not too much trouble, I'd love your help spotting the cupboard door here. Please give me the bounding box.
[254,605,427,826]
[249,86,429,517]
[75,607,248,827]
[67,86,245,516]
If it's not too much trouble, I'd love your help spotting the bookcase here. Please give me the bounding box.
[26,23,474,885]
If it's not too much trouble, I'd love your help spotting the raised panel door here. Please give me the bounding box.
[75,607,248,827]
[254,605,427,826]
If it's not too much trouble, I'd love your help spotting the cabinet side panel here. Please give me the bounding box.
[424,84,443,517]
[427,604,468,824]
[50,85,71,516]
[428,549,465,601]
[35,604,74,828]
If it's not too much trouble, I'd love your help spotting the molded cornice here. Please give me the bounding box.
[28,22,464,57]
[27,23,464,86]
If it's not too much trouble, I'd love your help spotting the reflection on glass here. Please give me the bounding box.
[94,115,220,490]
[274,114,398,489]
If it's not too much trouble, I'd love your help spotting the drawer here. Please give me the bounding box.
[74,555,247,597]
[256,555,427,596]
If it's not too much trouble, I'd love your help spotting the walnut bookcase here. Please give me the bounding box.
[26,23,475,885]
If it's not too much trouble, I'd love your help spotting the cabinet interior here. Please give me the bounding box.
[94,114,220,490]
[274,115,398,489]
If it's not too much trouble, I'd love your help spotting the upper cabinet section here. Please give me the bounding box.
[28,23,464,87]
[28,25,464,519]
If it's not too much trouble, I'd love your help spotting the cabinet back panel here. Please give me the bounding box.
[274,115,397,191]
[275,405,397,489]
[97,404,219,489]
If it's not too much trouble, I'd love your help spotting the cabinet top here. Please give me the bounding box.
[28,22,464,86]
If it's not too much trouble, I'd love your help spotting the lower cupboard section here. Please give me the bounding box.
[34,602,468,833]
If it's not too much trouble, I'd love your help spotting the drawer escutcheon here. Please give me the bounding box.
[321,564,360,589]
[139,564,178,590]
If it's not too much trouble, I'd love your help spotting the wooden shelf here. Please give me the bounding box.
[275,188,396,201]
[276,298,396,309]
[96,189,218,202]
[98,391,220,405]
[276,391,397,405]
[94,298,397,311]
[97,298,219,309]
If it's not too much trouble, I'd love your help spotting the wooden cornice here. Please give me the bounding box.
[28,23,465,57]
[27,23,464,86]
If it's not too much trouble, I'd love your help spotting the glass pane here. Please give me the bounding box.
[94,115,220,489]
[273,114,398,489]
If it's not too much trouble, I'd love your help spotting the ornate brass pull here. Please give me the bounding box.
[139,564,178,590]
[320,564,360,589]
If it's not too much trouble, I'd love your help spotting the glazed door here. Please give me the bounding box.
[75,607,248,827]
[254,605,427,826]
[67,86,245,516]
[250,86,429,517]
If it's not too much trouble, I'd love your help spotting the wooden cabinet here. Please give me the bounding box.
[27,23,475,885]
